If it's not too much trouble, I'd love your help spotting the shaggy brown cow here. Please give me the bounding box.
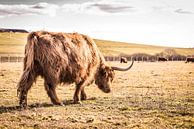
[120,57,128,63]
[158,57,167,61]
[17,31,134,108]
[185,57,194,63]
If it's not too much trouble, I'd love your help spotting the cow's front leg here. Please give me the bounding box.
[73,83,85,104]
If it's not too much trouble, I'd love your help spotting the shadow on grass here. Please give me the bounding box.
[0,97,96,114]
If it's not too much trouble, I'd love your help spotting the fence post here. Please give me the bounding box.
[8,55,10,62]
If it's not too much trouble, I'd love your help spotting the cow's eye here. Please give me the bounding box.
[100,70,106,76]
[103,71,106,76]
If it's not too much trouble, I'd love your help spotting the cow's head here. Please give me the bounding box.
[96,60,134,93]
[95,65,115,93]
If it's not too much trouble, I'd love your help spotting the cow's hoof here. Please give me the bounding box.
[73,100,82,105]
[19,104,28,110]
[53,102,64,106]
[81,94,87,101]
[59,103,65,106]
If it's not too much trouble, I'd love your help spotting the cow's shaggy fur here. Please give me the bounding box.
[17,31,115,108]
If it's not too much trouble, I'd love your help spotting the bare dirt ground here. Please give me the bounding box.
[0,61,193,129]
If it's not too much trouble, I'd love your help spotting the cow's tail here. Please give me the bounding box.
[24,32,38,70]
[17,32,38,97]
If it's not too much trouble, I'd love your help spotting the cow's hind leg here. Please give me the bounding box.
[17,70,36,109]
[81,88,87,101]
[44,82,63,106]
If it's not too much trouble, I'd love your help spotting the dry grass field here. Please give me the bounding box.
[0,32,27,55]
[0,32,194,56]
[0,61,193,129]
[95,39,194,56]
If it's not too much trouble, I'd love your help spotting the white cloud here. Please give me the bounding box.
[61,0,138,15]
[1,0,194,18]
[174,8,194,14]
[0,2,59,18]
[61,0,194,16]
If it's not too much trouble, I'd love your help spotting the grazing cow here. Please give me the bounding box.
[185,57,194,63]
[17,31,134,108]
[158,57,167,61]
[120,57,128,63]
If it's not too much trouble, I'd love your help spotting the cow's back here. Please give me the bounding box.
[32,31,101,84]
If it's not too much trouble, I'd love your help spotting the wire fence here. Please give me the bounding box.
[105,56,187,62]
[0,55,188,63]
[0,56,24,63]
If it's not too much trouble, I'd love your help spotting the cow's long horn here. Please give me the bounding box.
[111,60,134,71]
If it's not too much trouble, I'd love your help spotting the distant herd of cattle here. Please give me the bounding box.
[120,57,194,63]
[185,57,194,63]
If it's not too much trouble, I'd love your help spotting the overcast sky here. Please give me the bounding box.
[0,0,194,48]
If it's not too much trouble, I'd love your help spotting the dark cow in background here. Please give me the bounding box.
[158,57,168,62]
[17,31,134,109]
[185,57,194,63]
[120,57,128,63]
